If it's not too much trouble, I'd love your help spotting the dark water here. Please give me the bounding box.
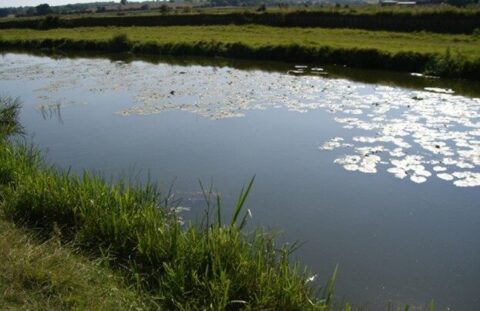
[1,52,479,310]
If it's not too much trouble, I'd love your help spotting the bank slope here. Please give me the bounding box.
[0,219,148,310]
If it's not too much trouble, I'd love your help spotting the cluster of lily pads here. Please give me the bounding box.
[320,85,480,187]
[1,54,479,187]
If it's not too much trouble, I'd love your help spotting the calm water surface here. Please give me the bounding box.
[1,52,479,310]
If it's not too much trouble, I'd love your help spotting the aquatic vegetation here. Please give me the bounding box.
[320,85,480,187]
[387,156,431,183]
[320,137,353,151]
[1,54,479,187]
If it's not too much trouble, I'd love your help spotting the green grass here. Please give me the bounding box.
[0,96,23,140]
[1,26,479,57]
[0,219,148,311]
[0,97,340,310]
[0,145,329,310]
[1,25,479,79]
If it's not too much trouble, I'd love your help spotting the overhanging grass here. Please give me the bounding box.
[0,145,330,310]
[0,97,336,310]
[1,26,479,79]
[0,96,23,140]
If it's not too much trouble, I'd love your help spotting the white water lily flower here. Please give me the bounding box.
[387,167,407,179]
[456,162,475,169]
[433,166,447,172]
[452,172,480,187]
[437,173,454,181]
[319,137,348,150]
[442,158,457,165]
[410,175,427,183]
[424,87,454,94]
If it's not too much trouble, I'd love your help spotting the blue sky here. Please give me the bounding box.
[0,1,144,8]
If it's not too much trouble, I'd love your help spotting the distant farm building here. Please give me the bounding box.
[380,0,417,5]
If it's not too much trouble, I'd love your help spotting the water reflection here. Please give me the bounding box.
[39,103,63,124]
[3,49,480,97]
[1,52,479,310]
[2,52,478,187]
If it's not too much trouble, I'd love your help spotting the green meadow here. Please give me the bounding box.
[1,26,479,57]
[1,25,480,79]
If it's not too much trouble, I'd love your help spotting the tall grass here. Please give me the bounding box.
[0,149,329,309]
[0,96,23,140]
[0,98,336,310]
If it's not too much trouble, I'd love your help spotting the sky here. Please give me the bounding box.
[0,1,144,8]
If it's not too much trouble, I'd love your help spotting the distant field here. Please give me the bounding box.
[1,25,479,78]
[1,25,479,59]
[3,4,480,20]
[1,6,480,34]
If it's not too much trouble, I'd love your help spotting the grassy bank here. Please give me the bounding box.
[0,97,343,310]
[1,25,479,79]
[0,219,148,310]
[1,7,480,34]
